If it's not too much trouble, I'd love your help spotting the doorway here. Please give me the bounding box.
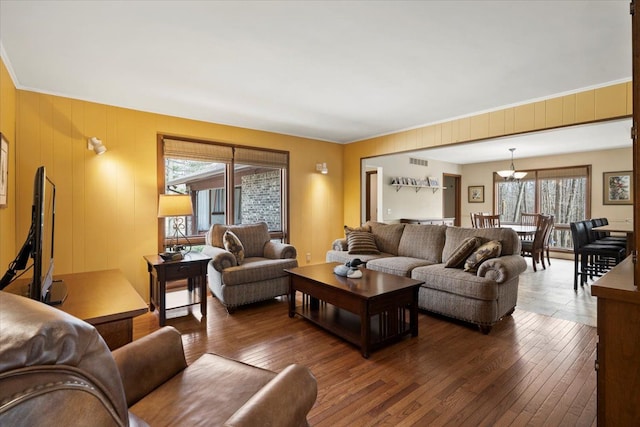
[365,170,377,221]
[443,174,461,226]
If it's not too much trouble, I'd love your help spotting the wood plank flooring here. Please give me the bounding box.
[133,258,597,427]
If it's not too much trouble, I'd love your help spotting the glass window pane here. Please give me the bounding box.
[496,180,535,223]
[165,158,227,237]
[234,163,282,231]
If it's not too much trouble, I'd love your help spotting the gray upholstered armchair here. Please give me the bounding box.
[0,292,317,426]
[202,221,298,312]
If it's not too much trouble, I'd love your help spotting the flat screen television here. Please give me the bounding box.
[0,166,67,304]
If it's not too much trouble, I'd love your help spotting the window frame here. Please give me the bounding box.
[493,165,591,252]
[156,135,291,251]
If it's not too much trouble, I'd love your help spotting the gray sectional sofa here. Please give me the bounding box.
[326,222,527,333]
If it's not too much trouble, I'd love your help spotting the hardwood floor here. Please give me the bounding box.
[133,258,597,426]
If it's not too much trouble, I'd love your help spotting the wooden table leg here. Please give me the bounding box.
[362,301,371,358]
[148,269,155,311]
[411,287,419,337]
[199,274,207,318]
[159,277,166,326]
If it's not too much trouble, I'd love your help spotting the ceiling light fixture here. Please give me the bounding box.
[87,137,107,155]
[497,148,527,181]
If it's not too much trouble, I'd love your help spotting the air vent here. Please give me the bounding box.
[409,158,428,167]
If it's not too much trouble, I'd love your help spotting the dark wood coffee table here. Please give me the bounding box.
[286,263,424,358]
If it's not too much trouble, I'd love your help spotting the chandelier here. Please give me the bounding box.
[497,148,527,181]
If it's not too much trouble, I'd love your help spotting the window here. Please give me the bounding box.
[160,137,289,250]
[495,166,591,250]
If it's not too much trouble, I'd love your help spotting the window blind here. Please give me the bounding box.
[163,138,233,162]
[234,147,288,168]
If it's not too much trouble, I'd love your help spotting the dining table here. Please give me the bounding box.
[502,224,537,237]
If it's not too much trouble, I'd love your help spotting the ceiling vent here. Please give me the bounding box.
[409,158,428,167]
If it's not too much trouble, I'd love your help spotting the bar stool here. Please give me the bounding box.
[570,221,625,291]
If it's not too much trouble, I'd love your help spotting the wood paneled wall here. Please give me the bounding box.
[0,59,17,272]
[11,88,343,299]
[343,82,633,226]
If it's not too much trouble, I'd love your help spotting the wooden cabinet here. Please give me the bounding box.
[400,218,455,226]
[591,257,640,426]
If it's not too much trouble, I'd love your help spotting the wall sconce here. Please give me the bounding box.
[158,194,194,252]
[316,162,328,174]
[87,137,107,155]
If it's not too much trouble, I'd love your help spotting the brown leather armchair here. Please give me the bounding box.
[0,292,317,426]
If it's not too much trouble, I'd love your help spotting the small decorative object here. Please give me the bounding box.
[0,133,7,208]
[333,264,350,276]
[334,258,366,277]
[603,171,633,205]
[428,176,439,187]
[347,269,363,278]
[468,185,485,203]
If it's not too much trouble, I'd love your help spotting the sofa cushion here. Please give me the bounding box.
[442,226,520,260]
[411,264,499,301]
[366,257,434,277]
[347,231,380,255]
[464,240,502,273]
[221,258,299,286]
[397,224,447,263]
[445,236,481,268]
[366,222,405,255]
[223,230,245,265]
[344,224,371,235]
[326,250,391,265]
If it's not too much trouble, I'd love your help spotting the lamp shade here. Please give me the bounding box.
[158,194,194,217]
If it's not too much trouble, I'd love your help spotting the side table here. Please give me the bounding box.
[143,252,211,326]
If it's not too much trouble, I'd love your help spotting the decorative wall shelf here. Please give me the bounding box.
[391,184,446,193]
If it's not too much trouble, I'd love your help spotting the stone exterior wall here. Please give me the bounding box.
[241,170,281,230]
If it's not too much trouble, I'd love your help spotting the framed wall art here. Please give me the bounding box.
[468,185,484,203]
[603,171,633,205]
[0,133,8,208]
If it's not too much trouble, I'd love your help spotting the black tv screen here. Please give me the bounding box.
[0,166,66,304]
[31,166,54,301]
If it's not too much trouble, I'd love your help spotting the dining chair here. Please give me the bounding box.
[477,214,501,228]
[521,214,551,272]
[519,212,540,243]
[542,214,554,265]
[520,212,540,227]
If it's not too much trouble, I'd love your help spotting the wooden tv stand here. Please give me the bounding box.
[5,269,147,350]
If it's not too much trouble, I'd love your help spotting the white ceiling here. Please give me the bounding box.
[0,0,633,160]
[408,118,633,164]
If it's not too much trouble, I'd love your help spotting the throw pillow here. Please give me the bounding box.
[344,224,371,236]
[463,240,502,273]
[223,230,245,265]
[347,231,380,255]
[445,236,481,268]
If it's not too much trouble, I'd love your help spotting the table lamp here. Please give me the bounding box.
[158,194,194,252]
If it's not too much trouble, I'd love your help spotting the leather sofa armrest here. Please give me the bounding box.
[332,238,348,251]
[476,255,527,283]
[202,245,237,271]
[224,364,317,427]
[112,327,187,407]
[263,241,297,259]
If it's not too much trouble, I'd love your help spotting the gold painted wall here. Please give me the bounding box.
[13,90,343,299]
[0,59,17,271]
[343,82,633,226]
